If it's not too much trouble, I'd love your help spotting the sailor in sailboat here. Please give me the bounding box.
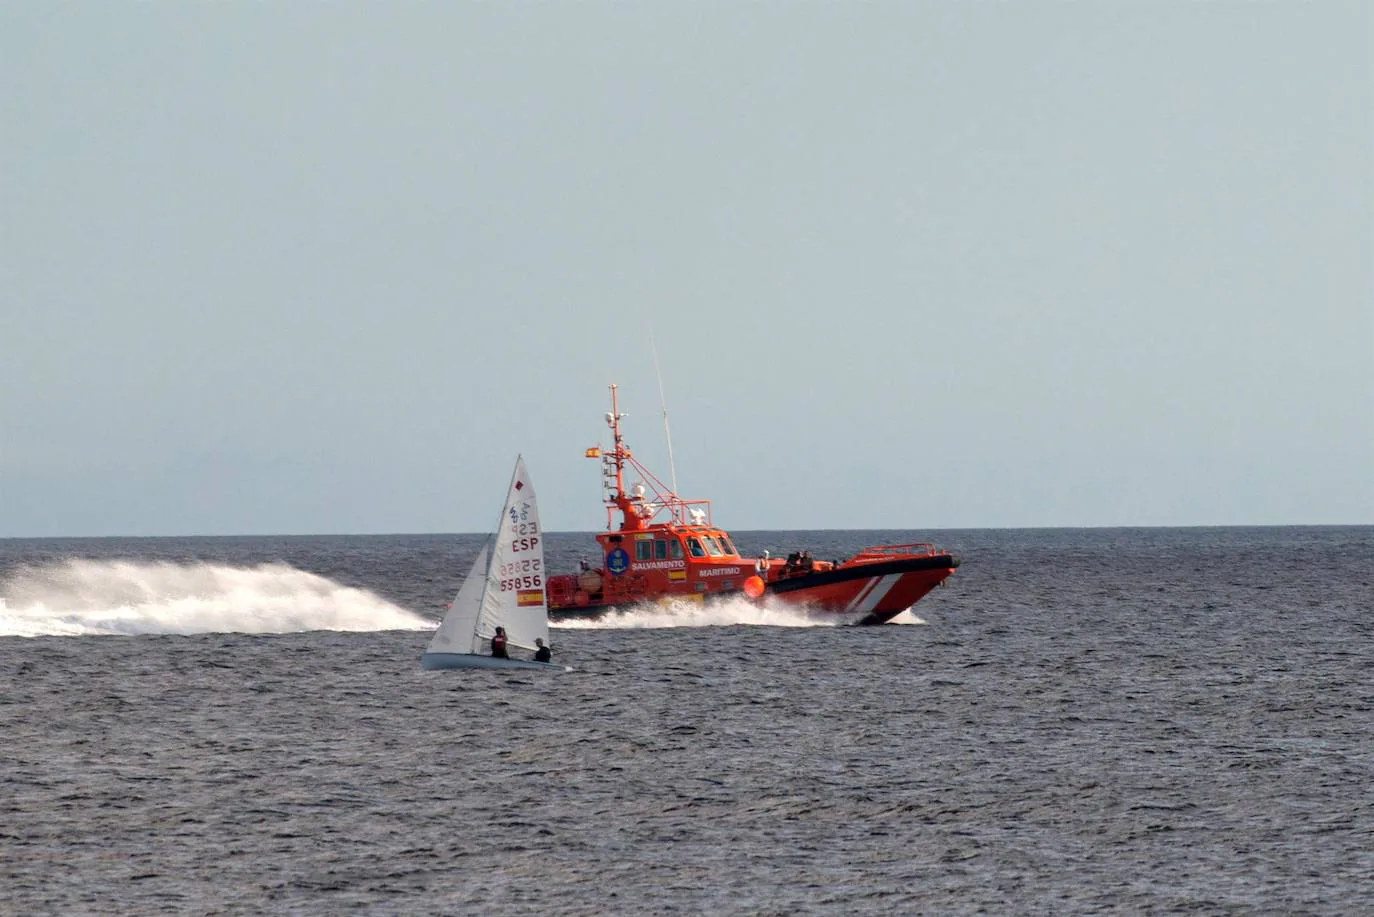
[533,638,551,663]
[419,455,569,672]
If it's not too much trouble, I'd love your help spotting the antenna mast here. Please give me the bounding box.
[649,328,679,495]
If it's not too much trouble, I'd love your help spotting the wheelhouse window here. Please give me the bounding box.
[702,536,723,557]
[635,540,654,561]
[654,539,669,560]
[669,539,683,559]
[685,537,706,558]
[715,534,738,556]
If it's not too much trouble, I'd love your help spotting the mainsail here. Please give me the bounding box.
[423,455,549,660]
[478,456,549,652]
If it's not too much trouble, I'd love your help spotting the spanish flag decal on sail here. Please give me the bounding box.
[668,570,687,582]
[517,589,544,606]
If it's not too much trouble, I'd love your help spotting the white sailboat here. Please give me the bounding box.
[421,455,568,672]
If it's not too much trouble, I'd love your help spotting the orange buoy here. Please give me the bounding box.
[743,575,765,599]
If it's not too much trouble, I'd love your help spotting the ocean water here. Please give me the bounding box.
[1,527,1370,915]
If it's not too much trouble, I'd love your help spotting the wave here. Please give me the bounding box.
[554,596,926,629]
[0,559,433,637]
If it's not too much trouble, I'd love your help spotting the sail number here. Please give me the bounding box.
[502,515,539,585]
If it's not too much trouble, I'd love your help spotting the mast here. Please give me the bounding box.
[649,330,679,496]
[604,384,644,532]
[586,383,711,532]
[486,455,523,581]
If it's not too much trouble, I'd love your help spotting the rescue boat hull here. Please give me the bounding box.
[548,553,958,625]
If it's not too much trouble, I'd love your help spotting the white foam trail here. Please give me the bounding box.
[0,559,433,637]
[555,595,843,629]
[555,596,931,629]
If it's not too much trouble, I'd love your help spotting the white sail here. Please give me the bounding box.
[477,455,549,652]
[421,454,559,671]
[424,542,489,656]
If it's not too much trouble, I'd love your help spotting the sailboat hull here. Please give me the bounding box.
[421,652,569,672]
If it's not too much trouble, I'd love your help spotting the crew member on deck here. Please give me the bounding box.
[491,626,509,659]
[533,637,551,663]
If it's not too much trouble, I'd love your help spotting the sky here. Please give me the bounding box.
[2,2,1371,537]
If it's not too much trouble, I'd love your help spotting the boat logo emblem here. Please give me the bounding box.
[606,547,629,576]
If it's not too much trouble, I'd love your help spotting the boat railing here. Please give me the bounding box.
[645,495,712,527]
[605,493,712,529]
[604,442,714,528]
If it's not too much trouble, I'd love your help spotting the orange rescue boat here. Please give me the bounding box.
[546,385,959,625]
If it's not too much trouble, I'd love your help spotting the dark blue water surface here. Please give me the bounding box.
[2,527,1370,915]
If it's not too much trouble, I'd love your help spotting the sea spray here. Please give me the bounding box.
[554,595,926,629]
[0,559,432,637]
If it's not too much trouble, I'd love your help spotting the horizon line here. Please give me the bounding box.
[3,522,1371,541]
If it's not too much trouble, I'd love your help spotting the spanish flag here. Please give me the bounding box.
[517,589,544,607]
[668,570,687,582]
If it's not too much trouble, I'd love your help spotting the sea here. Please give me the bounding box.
[1,526,1370,916]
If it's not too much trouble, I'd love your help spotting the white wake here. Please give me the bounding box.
[0,559,433,637]
[554,596,926,629]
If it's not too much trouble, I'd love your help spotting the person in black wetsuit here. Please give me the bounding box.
[533,637,551,663]
[490,626,509,659]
